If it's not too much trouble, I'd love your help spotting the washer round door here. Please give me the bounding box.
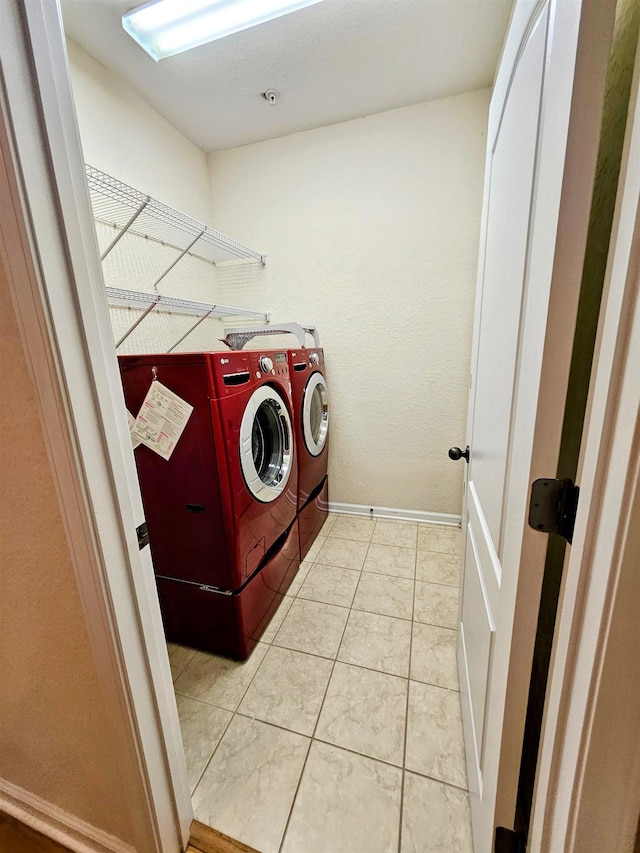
[302,372,329,457]
[240,385,293,502]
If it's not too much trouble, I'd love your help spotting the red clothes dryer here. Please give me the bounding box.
[287,347,330,559]
[118,350,299,659]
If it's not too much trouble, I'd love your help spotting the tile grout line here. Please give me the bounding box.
[397,523,417,853]
[211,709,470,795]
[182,518,468,850]
[189,641,277,805]
[189,704,237,800]
[277,518,375,853]
[176,649,459,717]
[170,648,197,684]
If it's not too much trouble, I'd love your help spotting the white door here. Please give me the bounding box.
[456,1,615,850]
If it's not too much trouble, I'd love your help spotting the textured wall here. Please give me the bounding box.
[66,43,269,356]
[67,41,213,222]
[208,93,489,514]
[67,38,488,514]
[0,253,136,845]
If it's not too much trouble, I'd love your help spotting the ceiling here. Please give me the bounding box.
[60,0,513,153]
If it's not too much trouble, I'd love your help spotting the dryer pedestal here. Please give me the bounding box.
[157,520,300,660]
[298,476,329,562]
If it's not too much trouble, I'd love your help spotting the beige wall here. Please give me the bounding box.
[0,254,136,845]
[67,40,212,222]
[66,36,488,514]
[66,41,229,353]
[208,92,489,514]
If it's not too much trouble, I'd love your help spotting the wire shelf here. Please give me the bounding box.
[86,165,266,266]
[106,287,270,351]
[106,286,268,319]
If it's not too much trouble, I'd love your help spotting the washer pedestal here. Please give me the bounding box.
[298,476,329,562]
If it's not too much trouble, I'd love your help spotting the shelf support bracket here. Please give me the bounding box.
[152,230,205,292]
[100,196,150,260]
[115,299,159,348]
[166,308,215,353]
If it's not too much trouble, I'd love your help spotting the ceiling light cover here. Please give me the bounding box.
[122,0,326,61]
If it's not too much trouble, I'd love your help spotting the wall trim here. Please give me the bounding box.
[1,3,191,850]
[0,778,135,853]
[328,501,461,526]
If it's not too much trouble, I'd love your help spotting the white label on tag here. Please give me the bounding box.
[126,409,142,450]
[131,380,194,461]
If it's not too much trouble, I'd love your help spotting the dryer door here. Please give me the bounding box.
[240,385,293,502]
[302,372,329,457]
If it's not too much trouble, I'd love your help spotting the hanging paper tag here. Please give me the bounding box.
[126,409,142,450]
[131,381,194,461]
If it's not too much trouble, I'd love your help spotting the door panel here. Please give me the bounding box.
[459,0,549,816]
[470,4,548,549]
[461,524,496,784]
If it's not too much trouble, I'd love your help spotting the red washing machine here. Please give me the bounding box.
[118,350,299,660]
[287,347,330,560]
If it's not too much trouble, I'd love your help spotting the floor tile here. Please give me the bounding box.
[192,716,309,853]
[417,525,461,555]
[414,581,458,629]
[315,537,369,570]
[285,560,313,597]
[315,662,407,765]
[258,595,294,644]
[175,695,231,792]
[297,563,361,607]
[319,513,338,536]
[363,543,416,579]
[405,681,467,789]
[353,572,414,620]
[338,610,411,677]
[281,742,402,853]
[273,598,349,658]
[410,623,459,690]
[401,772,473,853]
[329,514,376,542]
[173,644,267,712]
[237,645,333,736]
[167,643,196,682]
[416,549,461,586]
[305,534,326,563]
[372,520,418,548]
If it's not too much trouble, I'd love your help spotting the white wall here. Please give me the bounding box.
[208,92,489,514]
[66,39,488,514]
[67,41,234,353]
[67,40,212,222]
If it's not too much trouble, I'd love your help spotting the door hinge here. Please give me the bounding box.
[528,478,579,544]
[136,522,150,550]
[495,827,526,853]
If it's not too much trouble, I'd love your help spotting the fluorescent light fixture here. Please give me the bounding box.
[122,0,325,61]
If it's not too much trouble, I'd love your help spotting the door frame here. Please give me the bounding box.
[530,36,640,852]
[3,0,639,852]
[461,0,616,847]
[0,2,191,851]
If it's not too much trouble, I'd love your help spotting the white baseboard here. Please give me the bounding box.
[0,777,136,853]
[328,501,461,527]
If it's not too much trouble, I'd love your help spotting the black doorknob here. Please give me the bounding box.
[449,445,470,463]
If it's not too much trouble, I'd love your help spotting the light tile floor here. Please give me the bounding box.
[168,514,473,853]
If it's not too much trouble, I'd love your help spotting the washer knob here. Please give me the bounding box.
[309,352,320,366]
[259,355,274,373]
